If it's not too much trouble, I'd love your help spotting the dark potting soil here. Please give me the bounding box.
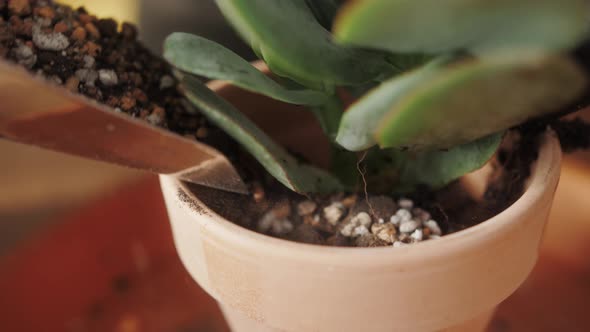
[0,0,223,143]
[3,1,590,247]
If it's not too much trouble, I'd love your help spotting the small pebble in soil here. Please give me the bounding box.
[98,69,118,86]
[75,68,98,87]
[399,220,420,234]
[83,55,95,69]
[146,106,165,126]
[352,225,369,237]
[340,212,372,237]
[12,42,35,68]
[395,208,412,222]
[371,222,397,243]
[271,219,294,236]
[258,205,294,237]
[32,26,69,51]
[296,200,317,216]
[411,229,424,241]
[424,219,442,236]
[323,202,346,226]
[390,214,402,226]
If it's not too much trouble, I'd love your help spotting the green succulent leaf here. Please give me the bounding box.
[215,0,395,91]
[377,54,588,150]
[395,133,503,192]
[334,0,588,55]
[336,57,452,151]
[366,133,503,193]
[164,32,328,106]
[180,74,344,194]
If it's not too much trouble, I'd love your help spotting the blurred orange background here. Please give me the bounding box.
[0,1,590,331]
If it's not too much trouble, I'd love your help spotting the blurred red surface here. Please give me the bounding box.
[0,158,589,332]
[0,176,228,332]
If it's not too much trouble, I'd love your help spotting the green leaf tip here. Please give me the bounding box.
[164,32,328,106]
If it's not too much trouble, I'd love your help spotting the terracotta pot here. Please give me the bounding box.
[159,82,562,332]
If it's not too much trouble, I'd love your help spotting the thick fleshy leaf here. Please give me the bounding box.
[180,74,344,194]
[377,54,587,150]
[365,133,503,193]
[334,0,588,55]
[336,57,451,151]
[215,0,395,91]
[164,33,327,106]
[394,133,502,192]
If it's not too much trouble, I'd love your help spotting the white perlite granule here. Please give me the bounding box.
[98,69,119,86]
[32,26,70,51]
[323,202,346,226]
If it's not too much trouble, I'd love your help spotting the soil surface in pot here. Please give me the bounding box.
[185,118,588,247]
[183,128,542,247]
[3,0,589,247]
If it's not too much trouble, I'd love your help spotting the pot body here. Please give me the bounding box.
[160,132,561,332]
[161,73,561,332]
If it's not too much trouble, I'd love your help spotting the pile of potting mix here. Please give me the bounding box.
[0,0,213,139]
[6,0,585,248]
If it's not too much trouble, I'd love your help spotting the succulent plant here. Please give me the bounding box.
[164,0,589,194]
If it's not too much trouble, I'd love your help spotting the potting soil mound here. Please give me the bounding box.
[0,0,217,141]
